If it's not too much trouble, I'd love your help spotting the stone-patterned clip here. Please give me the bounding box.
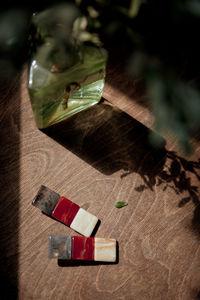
[32,185,98,237]
[49,236,117,262]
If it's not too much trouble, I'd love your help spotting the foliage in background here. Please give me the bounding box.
[1,0,200,151]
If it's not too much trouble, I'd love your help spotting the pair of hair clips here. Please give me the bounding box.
[33,185,117,262]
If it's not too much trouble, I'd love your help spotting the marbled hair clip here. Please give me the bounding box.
[49,236,117,262]
[32,185,98,237]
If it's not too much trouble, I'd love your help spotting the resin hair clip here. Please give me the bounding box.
[32,185,98,237]
[49,236,117,262]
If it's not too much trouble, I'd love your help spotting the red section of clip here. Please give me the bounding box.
[51,196,80,226]
[71,236,94,261]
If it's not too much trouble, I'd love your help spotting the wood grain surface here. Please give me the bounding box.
[0,68,200,300]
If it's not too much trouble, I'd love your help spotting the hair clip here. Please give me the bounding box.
[32,185,98,237]
[49,236,117,262]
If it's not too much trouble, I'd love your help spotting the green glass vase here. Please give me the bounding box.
[28,44,107,129]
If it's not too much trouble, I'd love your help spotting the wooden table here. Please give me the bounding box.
[0,68,200,300]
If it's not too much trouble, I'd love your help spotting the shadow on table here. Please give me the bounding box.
[43,101,166,177]
[43,101,200,234]
[0,76,21,299]
[58,260,118,267]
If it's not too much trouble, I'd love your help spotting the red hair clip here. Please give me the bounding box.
[32,185,98,237]
[49,236,117,262]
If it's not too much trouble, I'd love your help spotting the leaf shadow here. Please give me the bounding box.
[135,149,200,234]
[43,101,200,234]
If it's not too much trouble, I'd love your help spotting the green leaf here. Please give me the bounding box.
[115,201,128,208]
